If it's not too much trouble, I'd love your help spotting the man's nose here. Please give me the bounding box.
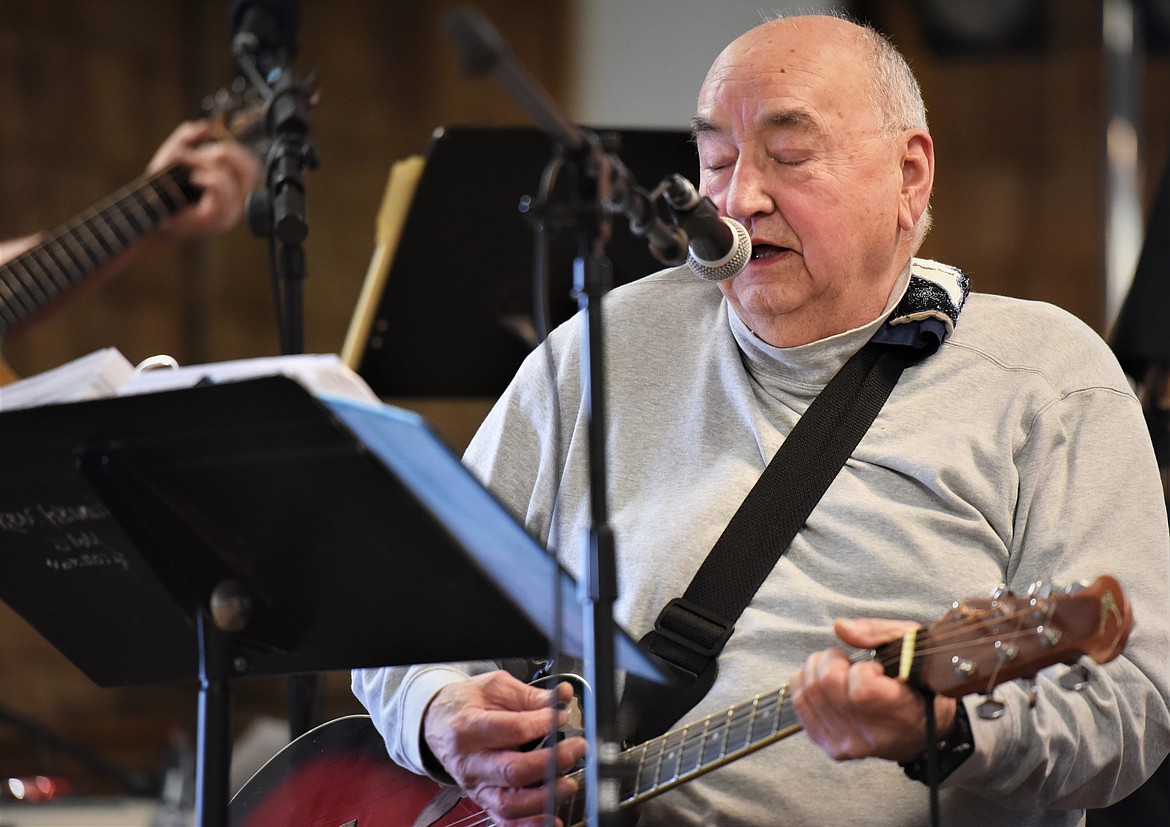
[724,159,775,223]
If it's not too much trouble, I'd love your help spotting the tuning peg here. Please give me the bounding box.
[977,695,1006,720]
[951,656,977,681]
[1036,624,1062,647]
[1026,580,1052,598]
[1059,663,1091,691]
[1065,580,1090,595]
[989,583,1009,599]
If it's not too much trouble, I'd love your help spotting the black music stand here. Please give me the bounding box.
[0,378,661,827]
[353,125,698,398]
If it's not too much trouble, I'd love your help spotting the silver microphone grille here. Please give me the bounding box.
[687,217,752,282]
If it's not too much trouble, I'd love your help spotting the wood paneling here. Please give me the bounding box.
[0,0,570,795]
[869,0,1170,330]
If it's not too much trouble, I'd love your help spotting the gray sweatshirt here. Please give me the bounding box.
[353,258,1170,827]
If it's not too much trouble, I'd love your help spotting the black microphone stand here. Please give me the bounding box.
[241,69,319,358]
[232,9,321,758]
[442,10,685,826]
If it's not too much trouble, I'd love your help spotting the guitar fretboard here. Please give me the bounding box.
[557,639,907,826]
[0,164,201,335]
[621,684,801,801]
[556,684,805,827]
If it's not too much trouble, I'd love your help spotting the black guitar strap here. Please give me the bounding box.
[618,339,922,744]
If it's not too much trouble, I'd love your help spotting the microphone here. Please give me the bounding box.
[662,174,752,282]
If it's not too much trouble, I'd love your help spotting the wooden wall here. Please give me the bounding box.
[0,0,1168,801]
[0,0,571,794]
[871,0,1170,329]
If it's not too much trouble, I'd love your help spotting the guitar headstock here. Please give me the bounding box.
[201,75,320,148]
[902,575,1132,698]
[202,81,267,146]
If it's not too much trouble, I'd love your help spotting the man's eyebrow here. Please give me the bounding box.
[690,116,717,139]
[765,109,823,134]
[690,109,825,141]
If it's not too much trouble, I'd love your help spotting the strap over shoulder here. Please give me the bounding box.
[876,259,971,353]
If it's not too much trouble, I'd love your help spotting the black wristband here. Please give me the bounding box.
[899,700,975,785]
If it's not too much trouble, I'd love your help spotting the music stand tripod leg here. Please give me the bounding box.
[194,582,250,827]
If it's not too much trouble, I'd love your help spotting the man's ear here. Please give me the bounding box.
[899,130,934,232]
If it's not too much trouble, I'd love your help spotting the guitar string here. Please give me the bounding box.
[616,605,1068,798]
[631,603,1056,754]
[409,600,1080,826]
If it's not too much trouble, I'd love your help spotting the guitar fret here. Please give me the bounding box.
[14,254,56,306]
[139,184,171,220]
[744,696,762,750]
[115,193,151,238]
[646,733,666,791]
[675,719,705,778]
[152,168,195,211]
[140,183,171,225]
[0,279,26,329]
[619,687,807,810]
[55,230,98,279]
[655,730,684,787]
[76,192,134,248]
[86,209,131,255]
[753,687,781,739]
[40,241,86,287]
[0,262,42,322]
[98,207,135,249]
[102,183,151,243]
[512,689,800,825]
[726,702,748,755]
[700,717,724,766]
[0,260,33,303]
[60,220,107,272]
[673,724,689,780]
[615,683,860,810]
[632,740,650,799]
[718,706,734,757]
[697,715,713,770]
[46,237,87,284]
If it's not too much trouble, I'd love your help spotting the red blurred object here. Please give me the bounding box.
[1,775,72,802]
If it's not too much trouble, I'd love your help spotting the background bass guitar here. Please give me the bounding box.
[0,91,263,386]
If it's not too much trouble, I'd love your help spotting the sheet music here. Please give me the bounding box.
[0,347,135,412]
[118,352,380,403]
[0,349,380,414]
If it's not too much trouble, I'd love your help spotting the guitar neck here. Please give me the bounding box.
[0,163,201,336]
[623,683,802,804]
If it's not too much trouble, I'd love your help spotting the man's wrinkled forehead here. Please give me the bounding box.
[694,31,864,140]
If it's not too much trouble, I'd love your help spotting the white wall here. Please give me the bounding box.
[566,0,845,129]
